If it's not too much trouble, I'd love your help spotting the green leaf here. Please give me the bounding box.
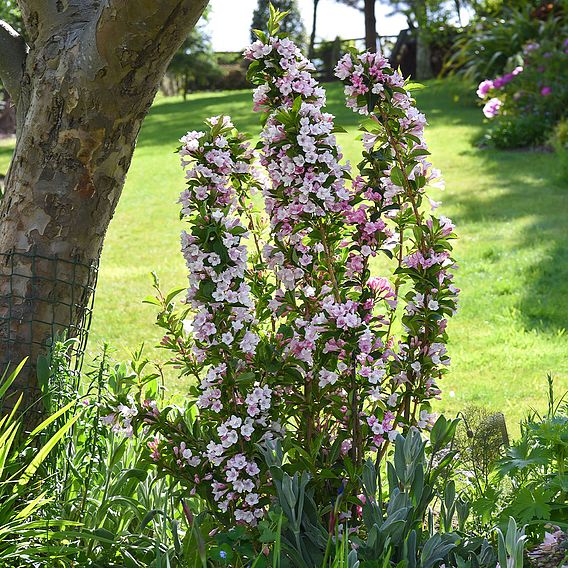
[0,358,27,400]
[25,399,76,442]
[470,486,500,524]
[405,82,426,92]
[142,295,161,306]
[236,371,256,385]
[0,419,20,479]
[18,412,81,486]
[506,487,552,522]
[390,166,405,187]
[498,439,549,476]
[292,95,302,114]
[165,287,187,305]
[15,491,52,520]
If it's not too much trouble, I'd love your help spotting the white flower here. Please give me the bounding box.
[221,332,234,345]
[245,493,260,506]
[318,368,339,388]
[241,419,255,437]
[227,415,242,429]
[226,468,239,482]
[303,286,315,297]
[246,461,260,476]
[240,331,260,354]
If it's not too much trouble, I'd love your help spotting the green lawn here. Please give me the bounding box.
[1,80,567,429]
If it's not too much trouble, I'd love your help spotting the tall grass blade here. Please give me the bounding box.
[0,359,27,400]
[18,413,80,486]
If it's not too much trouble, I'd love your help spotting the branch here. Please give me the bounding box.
[92,0,209,81]
[15,0,59,43]
[0,21,28,104]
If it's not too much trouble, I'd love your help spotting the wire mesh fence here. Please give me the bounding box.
[0,249,98,374]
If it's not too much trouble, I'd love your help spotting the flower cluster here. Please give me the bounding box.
[173,118,285,523]
[476,66,524,118]
[247,27,412,477]
[476,35,568,146]
[105,118,282,526]
[102,396,138,437]
[105,14,459,528]
[245,18,459,499]
[336,50,459,435]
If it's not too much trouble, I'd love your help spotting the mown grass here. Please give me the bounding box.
[0,139,14,174]
[1,80,566,429]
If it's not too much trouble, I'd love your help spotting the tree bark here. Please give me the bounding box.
[415,31,433,80]
[364,0,376,52]
[0,90,16,136]
[308,0,320,60]
[0,0,209,419]
[414,0,433,80]
[0,22,27,97]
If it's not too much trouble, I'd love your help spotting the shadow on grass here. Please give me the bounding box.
[455,146,568,334]
[0,80,558,335]
[138,90,260,148]
[142,81,567,334]
[388,79,567,335]
[139,80,481,150]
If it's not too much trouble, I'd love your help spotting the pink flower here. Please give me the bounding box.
[482,97,501,118]
[147,436,160,461]
[334,54,353,80]
[540,86,552,96]
[476,79,494,98]
[492,77,505,89]
[340,439,352,456]
[439,215,455,236]
[367,276,393,296]
[243,40,272,60]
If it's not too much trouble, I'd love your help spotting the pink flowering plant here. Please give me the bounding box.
[476,34,568,147]
[103,7,458,534]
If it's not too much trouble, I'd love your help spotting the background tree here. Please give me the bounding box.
[0,0,21,31]
[0,0,209,417]
[384,0,459,78]
[308,0,321,59]
[334,0,377,51]
[0,1,21,137]
[251,0,307,51]
[167,9,221,97]
[364,0,378,51]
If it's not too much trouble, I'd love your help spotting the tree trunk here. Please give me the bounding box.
[0,90,16,137]
[364,0,376,52]
[415,31,433,80]
[0,0,209,420]
[414,0,433,80]
[308,0,320,60]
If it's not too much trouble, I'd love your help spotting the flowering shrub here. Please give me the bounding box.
[107,118,279,526]
[476,35,568,147]
[104,8,458,530]
[446,0,564,82]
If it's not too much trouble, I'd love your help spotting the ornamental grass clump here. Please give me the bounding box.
[104,8,458,530]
